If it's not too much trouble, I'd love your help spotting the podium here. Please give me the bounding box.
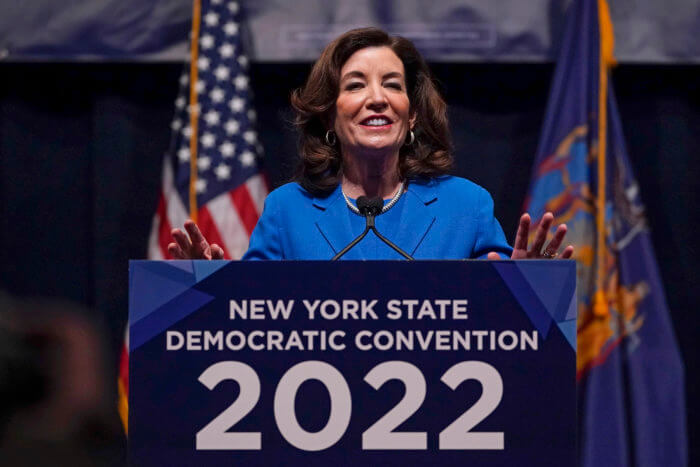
[129,260,576,466]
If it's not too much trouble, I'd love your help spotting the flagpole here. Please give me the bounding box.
[593,0,615,318]
[188,0,202,223]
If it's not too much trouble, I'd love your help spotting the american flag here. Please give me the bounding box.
[119,0,267,432]
[149,0,267,260]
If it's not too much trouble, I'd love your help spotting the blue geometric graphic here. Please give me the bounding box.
[130,286,214,350]
[129,260,220,350]
[129,262,197,324]
[193,260,229,282]
[515,261,576,322]
[492,262,553,338]
[167,260,194,274]
[557,319,577,350]
[493,260,576,343]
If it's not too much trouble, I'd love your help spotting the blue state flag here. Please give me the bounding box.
[523,0,687,465]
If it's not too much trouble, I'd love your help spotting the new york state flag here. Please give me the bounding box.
[523,1,687,465]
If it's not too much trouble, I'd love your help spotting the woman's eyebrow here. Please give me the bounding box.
[340,70,365,82]
[340,70,404,82]
[383,71,403,80]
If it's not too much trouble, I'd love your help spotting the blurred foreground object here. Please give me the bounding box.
[0,293,124,466]
[523,0,687,465]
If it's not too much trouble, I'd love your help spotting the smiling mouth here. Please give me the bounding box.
[359,116,392,127]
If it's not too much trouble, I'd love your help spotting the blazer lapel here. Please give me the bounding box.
[313,185,357,255]
[392,179,438,256]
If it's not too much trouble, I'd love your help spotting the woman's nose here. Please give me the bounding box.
[366,84,388,109]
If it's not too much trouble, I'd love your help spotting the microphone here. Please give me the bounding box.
[332,196,414,261]
[357,196,383,228]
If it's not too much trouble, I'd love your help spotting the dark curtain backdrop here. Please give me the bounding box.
[0,62,698,462]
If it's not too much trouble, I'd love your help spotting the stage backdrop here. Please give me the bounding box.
[0,0,699,63]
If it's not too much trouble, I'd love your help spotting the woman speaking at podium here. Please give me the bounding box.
[168,28,573,261]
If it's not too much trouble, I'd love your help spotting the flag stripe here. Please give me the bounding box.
[245,173,267,216]
[119,332,129,391]
[156,197,173,259]
[163,163,189,231]
[197,205,230,259]
[207,193,250,259]
[118,330,129,433]
[148,204,165,260]
[231,184,259,235]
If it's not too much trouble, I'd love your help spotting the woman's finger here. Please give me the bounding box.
[487,252,501,260]
[168,242,186,259]
[184,220,213,258]
[560,245,575,259]
[184,220,205,243]
[211,244,225,259]
[171,228,192,253]
[530,212,553,256]
[184,220,210,254]
[542,224,567,257]
[513,213,530,253]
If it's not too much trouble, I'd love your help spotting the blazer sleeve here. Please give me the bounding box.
[241,190,284,260]
[472,188,513,259]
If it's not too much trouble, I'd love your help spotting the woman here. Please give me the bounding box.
[169,28,573,261]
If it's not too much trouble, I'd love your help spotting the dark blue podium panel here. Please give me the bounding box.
[129,260,576,466]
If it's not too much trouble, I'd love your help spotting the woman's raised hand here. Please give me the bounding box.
[487,212,574,260]
[168,220,225,260]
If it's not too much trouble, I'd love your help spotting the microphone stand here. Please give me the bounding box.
[332,196,414,261]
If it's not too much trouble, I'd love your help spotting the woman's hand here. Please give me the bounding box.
[168,220,225,260]
[487,212,574,260]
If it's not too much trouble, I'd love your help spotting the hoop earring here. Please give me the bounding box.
[405,130,415,146]
[325,130,337,146]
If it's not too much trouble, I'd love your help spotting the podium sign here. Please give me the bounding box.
[129,260,576,466]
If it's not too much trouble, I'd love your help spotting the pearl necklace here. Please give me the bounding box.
[341,181,406,215]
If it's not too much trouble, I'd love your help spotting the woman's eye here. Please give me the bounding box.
[345,82,363,90]
[386,82,403,90]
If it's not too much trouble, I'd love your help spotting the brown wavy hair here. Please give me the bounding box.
[291,27,453,195]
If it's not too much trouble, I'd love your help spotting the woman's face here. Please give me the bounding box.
[333,46,413,158]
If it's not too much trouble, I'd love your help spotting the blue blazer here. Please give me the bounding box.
[242,175,513,260]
